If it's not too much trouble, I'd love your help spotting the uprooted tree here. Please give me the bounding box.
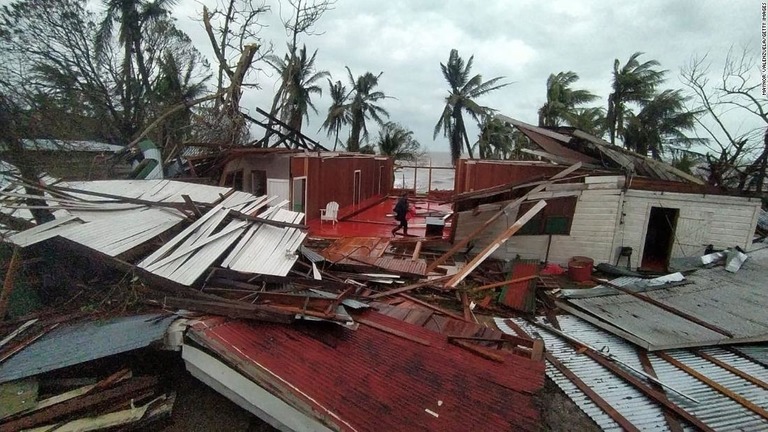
[681,47,768,194]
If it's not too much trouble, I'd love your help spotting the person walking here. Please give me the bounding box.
[392,193,410,236]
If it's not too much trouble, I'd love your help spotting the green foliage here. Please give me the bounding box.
[320,79,350,150]
[622,89,697,159]
[344,68,390,152]
[376,122,423,162]
[434,49,508,164]
[266,45,329,133]
[538,71,598,127]
[607,52,667,146]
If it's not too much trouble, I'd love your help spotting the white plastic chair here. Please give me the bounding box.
[320,201,339,225]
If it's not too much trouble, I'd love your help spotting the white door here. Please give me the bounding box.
[267,179,291,207]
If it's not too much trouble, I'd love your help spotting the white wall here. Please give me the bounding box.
[613,190,762,268]
[454,183,761,268]
[454,188,623,265]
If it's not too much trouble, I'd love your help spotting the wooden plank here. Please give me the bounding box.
[657,352,768,422]
[445,200,546,288]
[592,277,734,338]
[411,240,422,260]
[0,247,21,318]
[581,350,714,431]
[182,194,203,217]
[0,324,58,364]
[367,275,452,299]
[426,162,581,273]
[0,377,158,432]
[546,352,641,432]
[356,317,431,346]
[637,350,684,432]
[692,350,768,390]
[162,297,295,324]
[449,339,505,363]
[397,294,469,322]
[469,275,538,293]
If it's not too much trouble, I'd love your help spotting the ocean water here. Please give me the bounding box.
[393,151,455,192]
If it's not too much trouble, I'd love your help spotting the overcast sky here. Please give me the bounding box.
[173,0,761,154]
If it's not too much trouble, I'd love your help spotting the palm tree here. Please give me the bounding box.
[568,107,608,138]
[622,89,697,159]
[377,122,423,162]
[266,45,329,133]
[434,49,509,165]
[96,0,177,96]
[344,68,390,152]
[607,52,667,146]
[320,79,349,151]
[153,50,210,155]
[538,71,598,127]
[476,116,514,159]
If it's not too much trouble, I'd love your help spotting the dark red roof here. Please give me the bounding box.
[189,311,544,431]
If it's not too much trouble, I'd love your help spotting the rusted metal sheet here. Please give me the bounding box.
[499,260,539,312]
[188,312,545,431]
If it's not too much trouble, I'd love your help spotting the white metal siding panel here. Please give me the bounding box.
[455,190,621,264]
[616,191,761,268]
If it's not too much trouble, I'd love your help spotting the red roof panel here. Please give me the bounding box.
[189,311,544,431]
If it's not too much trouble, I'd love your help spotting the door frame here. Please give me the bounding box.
[291,176,307,220]
[353,170,362,205]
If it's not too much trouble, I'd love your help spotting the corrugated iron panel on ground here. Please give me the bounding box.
[139,206,247,286]
[563,247,768,350]
[0,314,176,384]
[733,345,768,368]
[63,179,234,204]
[188,313,544,432]
[496,315,768,432]
[499,260,539,311]
[223,208,306,276]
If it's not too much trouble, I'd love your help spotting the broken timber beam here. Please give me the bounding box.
[444,200,546,288]
[546,352,640,432]
[637,350,684,432]
[356,317,431,346]
[0,247,21,318]
[397,293,468,322]
[657,352,768,422]
[691,349,768,390]
[162,297,294,324]
[367,275,452,299]
[0,377,159,432]
[425,162,581,273]
[449,339,505,363]
[468,275,538,293]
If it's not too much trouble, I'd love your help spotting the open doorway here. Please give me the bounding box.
[292,177,306,214]
[641,206,679,271]
[251,170,267,196]
[353,170,362,205]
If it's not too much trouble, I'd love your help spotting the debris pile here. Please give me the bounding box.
[0,165,766,431]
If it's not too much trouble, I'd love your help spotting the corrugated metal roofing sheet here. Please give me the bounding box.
[62,179,234,204]
[0,314,176,384]
[189,313,544,431]
[561,247,768,350]
[499,260,539,311]
[497,315,768,431]
[140,200,305,285]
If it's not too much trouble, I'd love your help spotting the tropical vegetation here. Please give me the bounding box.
[434,49,509,164]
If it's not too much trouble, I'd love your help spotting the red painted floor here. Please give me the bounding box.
[307,196,453,239]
